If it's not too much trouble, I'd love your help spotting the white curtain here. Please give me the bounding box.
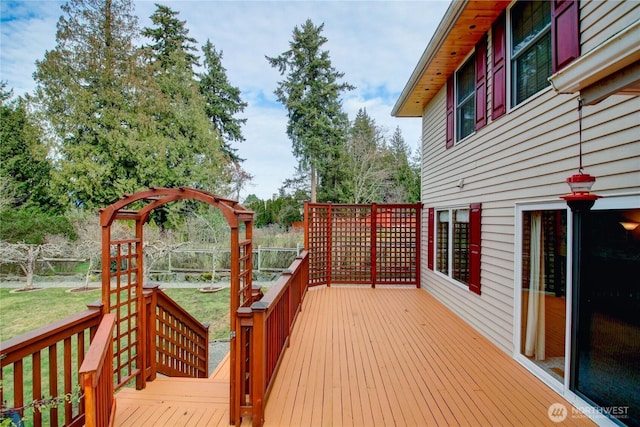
[525,212,546,360]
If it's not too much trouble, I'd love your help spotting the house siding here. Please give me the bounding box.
[419,2,640,354]
[581,0,640,53]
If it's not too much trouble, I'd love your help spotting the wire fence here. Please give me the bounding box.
[0,245,305,280]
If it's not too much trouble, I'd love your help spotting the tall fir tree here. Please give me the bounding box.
[140,4,226,203]
[199,40,248,162]
[344,109,389,203]
[32,0,145,209]
[386,127,420,203]
[266,19,354,202]
[141,3,199,71]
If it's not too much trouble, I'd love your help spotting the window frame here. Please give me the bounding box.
[492,0,579,118]
[446,36,487,148]
[508,0,553,108]
[514,201,572,394]
[429,203,481,294]
[436,207,470,284]
[455,53,477,142]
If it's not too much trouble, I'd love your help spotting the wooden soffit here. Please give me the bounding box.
[393,0,510,117]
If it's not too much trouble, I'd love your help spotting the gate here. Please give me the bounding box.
[304,203,421,287]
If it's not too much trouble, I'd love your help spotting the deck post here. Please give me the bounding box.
[251,301,268,427]
[136,217,147,390]
[371,203,377,288]
[416,203,422,288]
[230,226,240,425]
[327,204,332,286]
[303,202,309,251]
[235,307,254,425]
[143,284,159,381]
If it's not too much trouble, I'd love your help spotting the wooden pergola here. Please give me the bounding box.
[98,187,253,413]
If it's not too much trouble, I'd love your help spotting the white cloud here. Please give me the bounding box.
[1,0,450,201]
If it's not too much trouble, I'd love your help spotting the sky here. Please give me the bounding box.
[0,0,451,201]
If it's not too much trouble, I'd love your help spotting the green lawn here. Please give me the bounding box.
[0,286,231,342]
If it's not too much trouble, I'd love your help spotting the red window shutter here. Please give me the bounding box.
[468,203,482,295]
[475,34,487,131]
[552,0,579,72]
[428,208,434,270]
[446,76,454,148]
[491,11,506,120]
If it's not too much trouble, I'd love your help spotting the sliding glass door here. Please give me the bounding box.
[519,209,567,383]
[573,208,640,426]
[518,203,640,425]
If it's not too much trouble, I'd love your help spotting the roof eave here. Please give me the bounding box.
[392,1,464,118]
[392,0,511,118]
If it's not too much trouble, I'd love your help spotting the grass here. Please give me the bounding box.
[0,285,231,342]
[162,287,231,340]
[0,287,102,342]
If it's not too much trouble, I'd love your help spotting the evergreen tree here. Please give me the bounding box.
[0,83,57,212]
[199,40,248,161]
[385,127,420,203]
[32,0,145,209]
[408,145,422,202]
[266,19,354,202]
[140,4,226,197]
[141,3,199,71]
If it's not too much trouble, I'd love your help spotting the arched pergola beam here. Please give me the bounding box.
[99,187,252,229]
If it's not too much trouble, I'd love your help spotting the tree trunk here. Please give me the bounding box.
[23,245,41,290]
[84,257,95,289]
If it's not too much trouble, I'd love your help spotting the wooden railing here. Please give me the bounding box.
[235,251,309,426]
[0,286,209,427]
[144,285,209,379]
[79,313,116,427]
[0,301,103,427]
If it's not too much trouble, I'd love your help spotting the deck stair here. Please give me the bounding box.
[113,354,231,427]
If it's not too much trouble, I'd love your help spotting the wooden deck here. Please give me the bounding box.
[113,354,231,426]
[113,286,596,426]
[264,286,594,427]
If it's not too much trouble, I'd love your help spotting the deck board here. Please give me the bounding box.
[112,354,232,427]
[263,286,595,427]
[113,286,596,426]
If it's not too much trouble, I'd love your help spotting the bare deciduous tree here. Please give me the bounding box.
[67,211,132,289]
[143,225,186,283]
[0,236,68,290]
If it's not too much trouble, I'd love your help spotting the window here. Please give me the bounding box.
[446,37,487,148]
[436,208,470,282]
[492,0,579,116]
[510,0,552,106]
[519,209,567,382]
[456,56,475,141]
[429,204,481,294]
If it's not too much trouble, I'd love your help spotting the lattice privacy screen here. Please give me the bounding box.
[305,203,421,287]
